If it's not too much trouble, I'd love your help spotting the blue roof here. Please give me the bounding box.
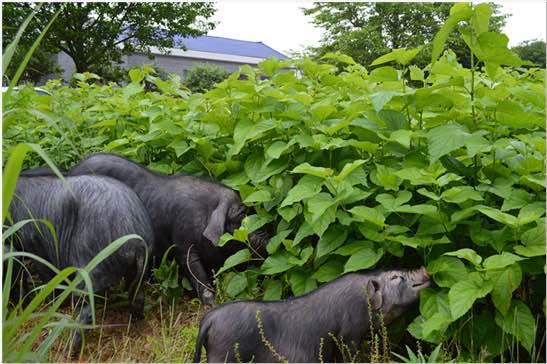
[173,35,287,59]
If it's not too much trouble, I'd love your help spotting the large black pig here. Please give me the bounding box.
[194,267,430,363]
[8,175,154,353]
[64,153,269,305]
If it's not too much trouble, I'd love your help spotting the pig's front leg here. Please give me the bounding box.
[179,242,215,305]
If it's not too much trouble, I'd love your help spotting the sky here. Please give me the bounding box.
[209,1,547,55]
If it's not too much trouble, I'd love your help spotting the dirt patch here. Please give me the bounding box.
[47,294,209,362]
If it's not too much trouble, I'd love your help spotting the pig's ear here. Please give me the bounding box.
[203,201,229,246]
[366,279,383,310]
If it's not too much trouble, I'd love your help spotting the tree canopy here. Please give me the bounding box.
[2,2,216,81]
[303,2,507,68]
[512,40,546,69]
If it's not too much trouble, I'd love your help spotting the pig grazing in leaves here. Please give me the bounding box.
[65,153,269,305]
[8,175,154,355]
[194,267,430,363]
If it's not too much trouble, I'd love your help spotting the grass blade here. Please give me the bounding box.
[5,6,62,101]
[2,4,42,74]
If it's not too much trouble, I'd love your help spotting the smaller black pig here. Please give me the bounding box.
[194,267,430,363]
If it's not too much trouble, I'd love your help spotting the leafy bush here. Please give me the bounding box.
[183,63,230,93]
[3,3,545,361]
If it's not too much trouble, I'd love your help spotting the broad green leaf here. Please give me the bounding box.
[344,245,384,273]
[449,272,492,320]
[389,130,413,148]
[394,204,437,217]
[232,118,276,155]
[517,202,545,226]
[371,164,400,190]
[441,186,483,204]
[471,3,492,35]
[226,272,248,297]
[243,190,271,204]
[311,103,337,122]
[289,269,317,296]
[409,65,424,81]
[289,246,313,266]
[292,221,314,247]
[261,251,295,275]
[334,159,367,181]
[312,256,345,282]
[380,110,409,130]
[387,234,450,248]
[333,240,371,256]
[280,175,323,207]
[417,188,441,201]
[444,248,482,266]
[432,3,472,63]
[495,300,536,354]
[476,206,518,227]
[369,91,400,112]
[426,124,468,162]
[427,256,468,288]
[349,206,385,227]
[216,249,252,276]
[305,192,337,224]
[316,225,348,259]
[501,189,533,211]
[395,167,438,186]
[291,163,333,178]
[514,223,546,257]
[369,66,398,82]
[309,204,337,238]
[266,229,292,255]
[486,263,522,315]
[375,191,412,210]
[263,279,282,301]
[371,47,423,66]
[278,204,302,223]
[265,141,289,160]
[483,252,524,270]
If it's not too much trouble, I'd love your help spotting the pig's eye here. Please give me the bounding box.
[390,275,403,281]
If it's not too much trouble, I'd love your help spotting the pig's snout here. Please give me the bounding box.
[411,266,431,289]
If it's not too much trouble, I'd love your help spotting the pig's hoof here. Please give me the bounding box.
[201,290,215,306]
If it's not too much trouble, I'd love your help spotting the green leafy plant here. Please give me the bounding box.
[184,63,231,93]
[152,247,185,303]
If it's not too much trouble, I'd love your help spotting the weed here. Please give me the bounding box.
[255,309,287,363]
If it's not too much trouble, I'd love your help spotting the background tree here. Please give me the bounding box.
[303,2,507,68]
[512,40,546,68]
[2,2,216,81]
[183,63,230,93]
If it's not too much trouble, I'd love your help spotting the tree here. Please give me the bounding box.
[184,63,230,93]
[2,3,216,80]
[512,40,546,68]
[303,2,507,68]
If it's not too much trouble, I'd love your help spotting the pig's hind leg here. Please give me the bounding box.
[125,246,147,320]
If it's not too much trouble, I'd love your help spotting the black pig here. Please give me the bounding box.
[8,175,154,353]
[194,267,430,363]
[65,153,269,305]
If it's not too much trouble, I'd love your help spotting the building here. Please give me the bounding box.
[57,35,288,81]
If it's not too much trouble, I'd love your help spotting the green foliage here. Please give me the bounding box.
[184,63,231,93]
[2,2,216,77]
[3,3,545,361]
[512,39,546,68]
[302,2,507,68]
[152,248,185,303]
